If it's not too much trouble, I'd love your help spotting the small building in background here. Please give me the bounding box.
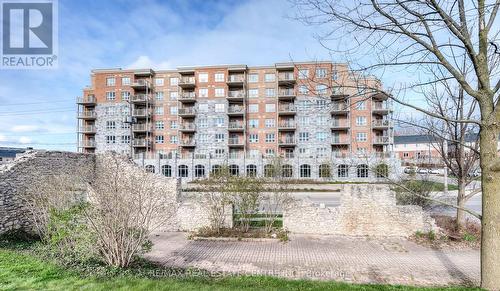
[0,147,32,165]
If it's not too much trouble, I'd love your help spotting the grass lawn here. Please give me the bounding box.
[0,248,481,291]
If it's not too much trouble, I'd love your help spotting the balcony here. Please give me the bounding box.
[331,88,349,100]
[278,89,296,100]
[228,122,244,132]
[227,90,245,101]
[78,125,96,133]
[179,123,196,132]
[131,79,151,90]
[331,102,350,115]
[331,137,351,145]
[227,105,244,116]
[372,102,392,115]
[179,76,196,88]
[372,119,393,128]
[77,95,96,105]
[373,152,395,159]
[228,137,244,147]
[278,121,296,131]
[331,120,350,130]
[131,94,151,103]
[278,72,296,85]
[133,139,151,147]
[180,139,196,147]
[132,123,152,132]
[373,136,393,144]
[332,151,349,158]
[179,92,197,103]
[278,104,296,115]
[132,109,151,118]
[278,137,296,147]
[77,111,96,119]
[133,69,154,77]
[79,140,96,148]
[178,107,196,117]
[229,152,244,159]
[227,74,245,87]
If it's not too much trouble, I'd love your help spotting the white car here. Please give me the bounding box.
[417,169,429,174]
[429,169,440,174]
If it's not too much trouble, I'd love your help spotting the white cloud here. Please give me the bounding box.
[10,125,43,133]
[18,137,32,144]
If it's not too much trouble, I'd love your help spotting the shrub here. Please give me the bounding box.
[394,180,433,208]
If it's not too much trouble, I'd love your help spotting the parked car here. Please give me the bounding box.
[417,168,429,174]
[429,169,440,174]
[404,166,417,174]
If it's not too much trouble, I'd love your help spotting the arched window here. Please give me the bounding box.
[161,165,171,177]
[375,163,389,178]
[195,164,205,178]
[178,165,189,178]
[246,164,257,177]
[338,164,349,178]
[211,165,221,176]
[282,164,293,178]
[229,164,239,176]
[319,164,331,178]
[357,164,369,178]
[264,164,275,177]
[300,164,311,178]
[145,165,155,173]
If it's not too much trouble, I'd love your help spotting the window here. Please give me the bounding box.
[265,88,275,97]
[246,165,257,177]
[298,69,309,79]
[106,91,115,101]
[121,91,130,101]
[170,135,178,144]
[121,135,130,144]
[170,120,177,129]
[215,103,225,113]
[170,77,178,86]
[316,68,327,78]
[264,164,276,177]
[265,119,275,128]
[214,73,225,82]
[249,134,259,143]
[156,121,164,130]
[121,122,130,129]
[215,133,225,142]
[106,121,116,130]
[215,88,225,97]
[248,149,260,158]
[214,149,225,158]
[198,118,208,128]
[105,107,115,115]
[199,88,208,97]
[356,132,367,142]
[300,164,311,178]
[199,103,208,112]
[317,147,328,157]
[249,104,259,113]
[145,165,155,173]
[249,119,259,128]
[198,73,208,83]
[198,134,208,143]
[178,165,189,177]
[403,152,409,158]
[170,106,178,115]
[155,78,164,86]
[375,164,389,178]
[106,77,115,86]
[121,77,130,85]
[161,165,172,177]
[356,116,367,126]
[316,132,327,142]
[195,165,205,178]
[106,135,116,144]
[229,164,239,176]
[357,164,369,178]
[316,84,327,95]
[248,74,258,83]
[248,89,259,98]
[319,164,331,178]
[299,132,310,142]
[298,85,308,94]
[317,116,327,125]
[356,101,366,110]
[265,148,275,157]
[211,165,222,175]
[215,117,224,127]
[265,133,275,143]
[338,164,349,178]
[265,104,276,112]
[155,106,163,115]
[155,135,164,144]
[169,91,178,100]
[264,73,275,82]
[297,116,310,126]
[282,164,293,178]
[155,91,164,101]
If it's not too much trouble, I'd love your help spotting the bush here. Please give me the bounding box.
[394,180,433,208]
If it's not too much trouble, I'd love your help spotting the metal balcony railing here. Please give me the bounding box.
[279,137,296,144]
[278,104,296,112]
[180,139,196,146]
[79,125,96,133]
[227,75,245,83]
[372,120,392,127]
[331,102,350,111]
[77,95,96,104]
[133,139,151,147]
[278,121,296,128]
[228,106,244,113]
[132,109,151,117]
[228,137,243,145]
[372,102,392,111]
[331,137,351,144]
[79,140,96,147]
[178,107,196,115]
[131,79,150,87]
[179,77,196,85]
[278,89,295,97]
[180,123,196,130]
[131,94,151,102]
[278,72,295,82]
[228,90,245,98]
[77,111,97,118]
[132,123,152,131]
[373,136,392,144]
[228,122,244,129]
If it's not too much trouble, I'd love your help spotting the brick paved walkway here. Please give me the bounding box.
[145,232,479,287]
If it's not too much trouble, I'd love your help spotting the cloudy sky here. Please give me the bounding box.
[0,0,413,150]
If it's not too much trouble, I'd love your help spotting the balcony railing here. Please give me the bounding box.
[132,123,152,131]
[372,102,392,111]
[278,89,295,98]
[77,111,96,118]
[372,119,392,127]
[131,94,151,102]
[331,120,350,128]
[79,140,96,147]
[178,107,196,115]
[331,102,350,111]
[131,79,150,88]
[227,75,245,83]
[77,96,96,104]
[228,122,244,129]
[278,72,295,82]
[373,136,392,144]
[132,109,151,117]
[278,121,296,129]
[179,77,196,86]
[228,137,243,145]
[331,137,351,145]
[179,123,196,130]
[180,139,196,146]
[79,125,96,133]
[279,137,296,145]
[229,152,244,159]
[227,90,245,98]
[278,104,296,112]
[228,106,244,114]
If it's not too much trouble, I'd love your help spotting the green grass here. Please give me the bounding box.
[398,180,459,191]
[0,248,481,291]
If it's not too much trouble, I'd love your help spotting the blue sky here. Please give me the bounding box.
[0,0,413,151]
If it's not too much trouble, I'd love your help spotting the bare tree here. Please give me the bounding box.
[229,176,263,233]
[292,1,500,288]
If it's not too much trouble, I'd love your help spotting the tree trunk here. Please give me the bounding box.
[479,125,500,290]
[456,177,467,231]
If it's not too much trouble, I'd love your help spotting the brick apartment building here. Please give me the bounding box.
[77,62,398,180]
